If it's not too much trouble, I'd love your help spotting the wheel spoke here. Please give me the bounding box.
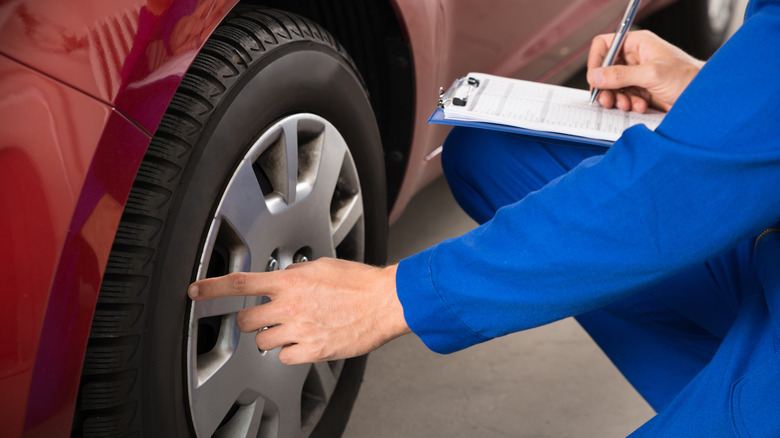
[217,161,271,242]
[309,131,347,204]
[310,362,340,402]
[252,352,311,408]
[281,118,300,205]
[331,194,363,248]
[192,296,246,320]
[192,346,253,435]
[295,128,356,256]
[236,334,311,415]
[213,398,266,438]
[241,349,310,437]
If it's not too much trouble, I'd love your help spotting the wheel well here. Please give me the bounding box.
[238,0,415,208]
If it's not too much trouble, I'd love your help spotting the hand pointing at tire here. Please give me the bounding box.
[189,258,411,365]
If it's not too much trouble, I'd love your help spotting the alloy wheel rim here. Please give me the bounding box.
[186,114,365,437]
[708,0,735,35]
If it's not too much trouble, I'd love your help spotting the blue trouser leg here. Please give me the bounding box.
[441,127,748,413]
[442,127,606,224]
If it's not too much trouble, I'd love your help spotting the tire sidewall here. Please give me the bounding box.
[141,42,386,436]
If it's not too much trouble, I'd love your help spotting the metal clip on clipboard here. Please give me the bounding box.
[438,76,480,108]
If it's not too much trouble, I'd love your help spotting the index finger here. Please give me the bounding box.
[587,33,616,70]
[189,271,283,300]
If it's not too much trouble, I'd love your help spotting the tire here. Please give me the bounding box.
[74,7,387,437]
[641,0,738,59]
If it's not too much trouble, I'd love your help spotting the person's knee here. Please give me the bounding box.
[442,127,506,192]
[441,127,477,184]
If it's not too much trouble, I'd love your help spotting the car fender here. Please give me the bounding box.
[0,1,238,436]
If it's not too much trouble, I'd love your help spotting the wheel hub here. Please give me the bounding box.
[186,114,365,437]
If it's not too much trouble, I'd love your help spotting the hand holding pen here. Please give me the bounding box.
[589,0,642,106]
[586,26,705,112]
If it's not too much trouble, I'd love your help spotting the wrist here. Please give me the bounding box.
[380,264,412,339]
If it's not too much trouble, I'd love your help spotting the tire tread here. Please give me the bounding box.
[74,7,355,437]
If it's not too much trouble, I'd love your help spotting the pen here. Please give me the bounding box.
[589,0,642,105]
[424,145,444,162]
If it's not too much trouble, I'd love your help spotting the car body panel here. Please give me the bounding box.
[387,0,673,222]
[0,0,237,133]
[0,0,237,435]
[0,0,674,436]
[0,54,149,437]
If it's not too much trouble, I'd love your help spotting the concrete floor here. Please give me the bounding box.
[342,177,655,438]
[343,5,747,435]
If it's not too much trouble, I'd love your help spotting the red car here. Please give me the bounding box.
[0,0,735,437]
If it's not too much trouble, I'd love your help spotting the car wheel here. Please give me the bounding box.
[74,7,387,437]
[642,0,738,59]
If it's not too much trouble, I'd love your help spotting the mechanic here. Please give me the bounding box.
[189,0,780,435]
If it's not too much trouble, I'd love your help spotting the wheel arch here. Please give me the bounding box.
[243,0,416,209]
[19,1,243,436]
[20,1,413,434]
[79,7,391,437]
[117,0,417,212]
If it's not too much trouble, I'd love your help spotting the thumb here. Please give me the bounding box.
[588,64,651,91]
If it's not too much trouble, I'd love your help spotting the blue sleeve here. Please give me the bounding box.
[396,2,780,354]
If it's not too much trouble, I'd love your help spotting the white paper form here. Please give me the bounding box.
[442,73,665,142]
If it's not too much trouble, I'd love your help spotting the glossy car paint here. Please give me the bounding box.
[0,0,670,436]
[0,0,236,132]
[0,0,238,436]
[0,55,148,435]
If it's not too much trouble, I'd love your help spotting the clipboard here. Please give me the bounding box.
[428,106,614,149]
[430,73,666,149]
[438,76,481,108]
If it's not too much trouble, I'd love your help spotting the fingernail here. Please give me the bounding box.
[188,285,199,299]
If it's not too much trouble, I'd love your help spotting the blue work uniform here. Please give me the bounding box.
[395,0,780,435]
